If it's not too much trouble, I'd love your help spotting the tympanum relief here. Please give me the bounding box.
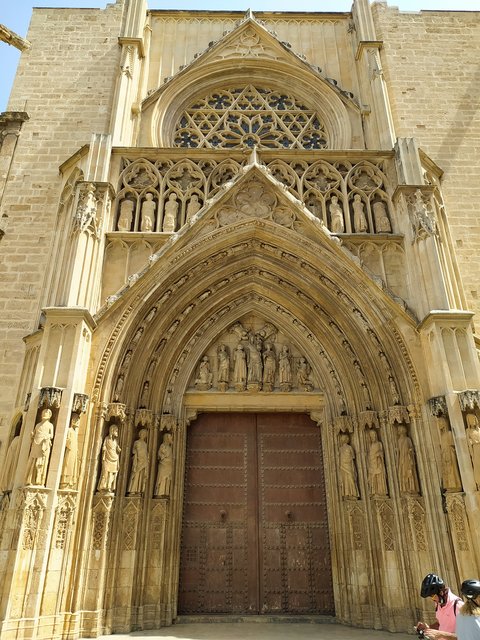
[189,319,316,393]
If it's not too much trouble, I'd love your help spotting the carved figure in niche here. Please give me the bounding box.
[140,193,156,231]
[233,343,247,391]
[397,424,420,495]
[127,428,149,495]
[186,194,201,222]
[367,429,388,497]
[131,326,144,347]
[352,194,368,233]
[372,200,392,233]
[60,413,80,489]
[118,199,134,231]
[329,196,344,233]
[388,376,400,405]
[121,350,132,371]
[0,434,21,492]
[146,357,157,379]
[97,424,121,493]
[113,374,124,402]
[247,337,263,388]
[297,357,313,391]
[154,433,173,497]
[263,342,276,391]
[339,433,360,499]
[77,183,97,231]
[163,193,178,232]
[195,356,213,390]
[438,416,462,492]
[466,413,480,488]
[279,345,292,391]
[217,344,230,391]
[25,409,54,486]
[140,381,150,408]
[145,306,157,323]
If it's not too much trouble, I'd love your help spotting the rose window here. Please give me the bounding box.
[173,85,329,150]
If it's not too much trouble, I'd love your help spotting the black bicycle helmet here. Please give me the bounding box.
[461,579,480,599]
[421,574,445,598]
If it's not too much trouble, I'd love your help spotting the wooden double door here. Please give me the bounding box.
[178,413,334,615]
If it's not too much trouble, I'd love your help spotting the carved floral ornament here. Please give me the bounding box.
[112,154,394,235]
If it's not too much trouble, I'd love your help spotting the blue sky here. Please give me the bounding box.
[1,0,479,111]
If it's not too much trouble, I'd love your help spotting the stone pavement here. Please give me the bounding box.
[86,619,413,640]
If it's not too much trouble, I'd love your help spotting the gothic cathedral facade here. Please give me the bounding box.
[1,1,480,638]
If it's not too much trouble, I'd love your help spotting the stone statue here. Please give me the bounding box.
[438,416,462,492]
[140,381,150,408]
[367,429,388,497]
[127,428,149,495]
[352,194,368,233]
[297,356,313,390]
[247,337,263,387]
[113,374,124,402]
[186,194,201,222]
[0,434,20,492]
[163,193,178,232]
[372,200,392,233]
[118,199,134,231]
[140,193,156,232]
[262,342,276,391]
[195,355,213,390]
[131,326,144,346]
[60,413,80,489]
[217,344,230,390]
[97,424,121,493]
[278,345,292,391]
[25,409,54,486]
[233,343,247,391]
[339,433,359,499]
[397,424,420,495]
[466,413,480,488]
[154,432,173,497]
[329,196,344,233]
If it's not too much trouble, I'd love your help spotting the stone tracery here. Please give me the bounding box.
[173,85,329,150]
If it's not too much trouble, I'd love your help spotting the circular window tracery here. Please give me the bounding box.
[173,85,329,150]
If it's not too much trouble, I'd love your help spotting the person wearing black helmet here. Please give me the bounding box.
[423,579,480,640]
[416,573,463,635]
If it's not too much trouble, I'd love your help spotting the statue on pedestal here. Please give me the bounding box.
[25,409,54,486]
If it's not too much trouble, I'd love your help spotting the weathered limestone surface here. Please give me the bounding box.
[1,3,480,639]
[373,5,480,323]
